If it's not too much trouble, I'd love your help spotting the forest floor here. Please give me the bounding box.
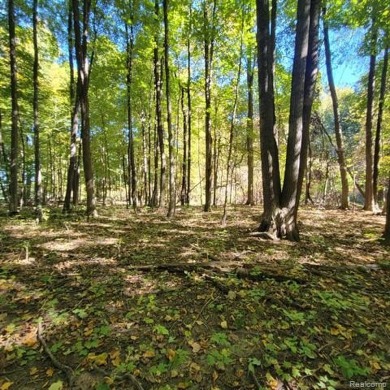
[0,205,389,390]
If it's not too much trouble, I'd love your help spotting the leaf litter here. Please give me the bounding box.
[0,205,389,389]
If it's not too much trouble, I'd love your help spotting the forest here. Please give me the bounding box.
[0,0,390,389]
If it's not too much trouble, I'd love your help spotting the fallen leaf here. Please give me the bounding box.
[30,367,38,375]
[143,350,155,358]
[166,348,176,361]
[48,380,63,390]
[189,341,201,353]
[87,352,108,366]
[220,320,228,329]
[1,382,13,390]
[46,368,54,377]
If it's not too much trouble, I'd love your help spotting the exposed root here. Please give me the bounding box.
[37,322,74,387]
[249,231,278,240]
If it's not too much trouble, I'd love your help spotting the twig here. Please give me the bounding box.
[37,322,74,387]
[249,369,261,389]
[92,365,145,390]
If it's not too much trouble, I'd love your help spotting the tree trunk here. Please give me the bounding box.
[125,12,138,210]
[323,4,349,209]
[257,0,281,231]
[0,110,9,203]
[246,52,255,206]
[203,0,217,212]
[72,0,97,217]
[33,0,42,220]
[163,0,176,217]
[64,0,79,213]
[256,0,320,241]
[8,0,20,215]
[222,11,244,225]
[384,178,390,242]
[186,11,192,205]
[363,22,377,212]
[373,45,388,209]
[296,0,321,214]
[180,86,188,206]
[154,0,166,208]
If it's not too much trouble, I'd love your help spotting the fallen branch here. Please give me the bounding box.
[127,262,308,285]
[37,322,74,387]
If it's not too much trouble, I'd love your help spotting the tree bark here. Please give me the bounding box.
[163,0,176,218]
[296,0,320,214]
[323,4,349,209]
[64,0,80,213]
[257,0,281,232]
[8,0,20,215]
[373,45,388,209]
[180,86,188,206]
[363,21,376,212]
[33,0,42,221]
[203,0,217,212]
[186,10,192,205]
[384,178,390,242]
[0,110,9,203]
[246,52,255,206]
[154,0,166,208]
[72,0,97,217]
[125,8,138,210]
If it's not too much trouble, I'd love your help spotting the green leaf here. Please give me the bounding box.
[48,380,63,390]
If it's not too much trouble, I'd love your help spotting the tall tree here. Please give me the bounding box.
[246,51,255,206]
[186,6,192,205]
[323,4,349,209]
[8,0,19,215]
[256,0,281,233]
[203,0,217,212]
[373,45,388,207]
[72,0,97,217]
[384,179,390,242]
[163,0,175,217]
[363,19,377,212]
[33,0,42,221]
[64,0,80,213]
[256,0,321,240]
[125,2,138,210]
[153,0,166,208]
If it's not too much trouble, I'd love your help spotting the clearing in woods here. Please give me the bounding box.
[0,206,389,389]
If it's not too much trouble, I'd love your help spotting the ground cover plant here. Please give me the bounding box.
[0,205,389,389]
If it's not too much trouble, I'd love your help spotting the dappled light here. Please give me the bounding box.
[1,206,389,389]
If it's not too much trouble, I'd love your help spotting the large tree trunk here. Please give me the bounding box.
[363,22,377,212]
[33,0,42,221]
[323,5,349,209]
[246,52,255,206]
[163,0,176,218]
[256,0,320,241]
[280,0,311,241]
[125,10,138,210]
[203,0,217,212]
[373,46,388,209]
[8,0,20,215]
[72,0,97,217]
[257,0,281,232]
